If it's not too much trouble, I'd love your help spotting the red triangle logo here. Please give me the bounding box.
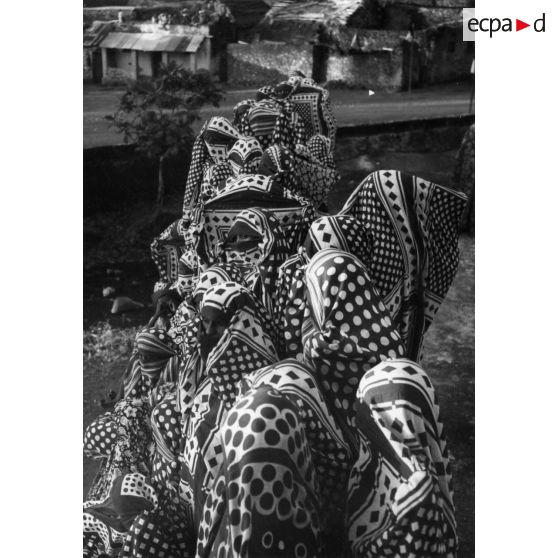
[516,19,530,31]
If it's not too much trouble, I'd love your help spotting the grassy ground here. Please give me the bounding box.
[83,151,474,555]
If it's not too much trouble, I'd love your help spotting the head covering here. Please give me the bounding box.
[85,473,158,532]
[195,263,282,352]
[347,359,457,557]
[135,328,178,390]
[232,99,255,127]
[199,282,277,404]
[303,249,405,430]
[304,215,373,264]
[291,135,340,208]
[307,134,335,168]
[83,473,158,556]
[255,85,275,101]
[192,262,248,303]
[258,144,298,192]
[178,282,278,416]
[183,116,241,214]
[235,96,307,152]
[227,136,263,176]
[178,282,279,510]
[223,208,289,310]
[208,173,288,206]
[150,217,187,297]
[173,257,196,299]
[200,161,234,200]
[339,170,468,361]
[276,215,374,360]
[284,75,337,150]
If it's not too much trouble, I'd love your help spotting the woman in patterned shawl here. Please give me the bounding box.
[347,359,457,557]
[177,282,278,533]
[183,116,242,215]
[303,249,405,434]
[276,215,374,360]
[339,169,468,361]
[221,207,290,315]
[234,93,307,152]
[197,358,352,557]
[84,329,179,502]
[258,134,339,210]
[199,136,263,201]
[168,262,281,359]
[227,136,263,177]
[275,74,338,150]
[83,472,193,558]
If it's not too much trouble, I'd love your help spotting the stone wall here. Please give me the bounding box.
[334,119,473,161]
[102,66,133,86]
[418,23,474,84]
[326,50,403,91]
[227,42,313,87]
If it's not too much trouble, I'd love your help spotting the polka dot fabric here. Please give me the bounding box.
[196,384,322,557]
[339,170,468,361]
[200,283,278,407]
[241,360,352,526]
[276,215,376,360]
[85,397,153,503]
[304,249,405,429]
[150,217,188,297]
[346,359,457,557]
[84,412,117,459]
[177,282,279,528]
[183,117,241,214]
[200,162,234,200]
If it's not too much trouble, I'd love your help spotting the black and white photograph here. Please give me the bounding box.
[82,1,475,556]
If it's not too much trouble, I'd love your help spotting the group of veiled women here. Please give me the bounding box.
[84,74,468,558]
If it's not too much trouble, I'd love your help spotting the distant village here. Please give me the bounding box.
[84,0,474,92]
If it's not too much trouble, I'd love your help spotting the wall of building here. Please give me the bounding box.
[102,49,134,84]
[419,24,474,84]
[227,42,313,87]
[326,50,404,91]
[168,52,195,71]
[113,49,134,73]
[103,67,133,85]
[84,50,93,81]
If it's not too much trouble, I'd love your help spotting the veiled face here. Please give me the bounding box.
[224,223,264,269]
[197,304,231,359]
[200,306,227,339]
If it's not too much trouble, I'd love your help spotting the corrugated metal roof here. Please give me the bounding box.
[83,21,113,47]
[100,32,206,52]
[265,0,364,25]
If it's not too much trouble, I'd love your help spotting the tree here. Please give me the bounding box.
[107,62,223,214]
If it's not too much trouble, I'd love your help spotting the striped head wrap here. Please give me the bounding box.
[136,328,178,383]
[227,136,263,176]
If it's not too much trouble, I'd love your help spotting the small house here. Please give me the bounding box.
[99,25,212,84]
